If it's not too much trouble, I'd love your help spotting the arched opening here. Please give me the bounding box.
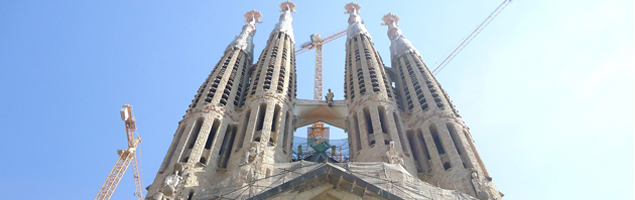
[200,119,222,165]
[417,129,432,161]
[393,113,409,153]
[352,114,362,152]
[377,106,388,134]
[269,104,281,146]
[256,103,267,131]
[218,125,237,169]
[362,107,374,146]
[187,190,195,200]
[236,109,250,149]
[406,130,421,173]
[187,117,205,149]
[447,123,472,169]
[429,124,445,155]
[254,103,267,142]
[204,119,221,150]
[443,162,451,170]
[283,112,293,152]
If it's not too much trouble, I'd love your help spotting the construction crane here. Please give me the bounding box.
[296,29,347,100]
[95,104,144,200]
[432,0,512,75]
[295,30,347,144]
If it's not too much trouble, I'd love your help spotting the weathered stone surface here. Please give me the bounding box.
[145,2,502,200]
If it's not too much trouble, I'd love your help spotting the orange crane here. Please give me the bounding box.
[95,104,144,200]
[432,0,511,75]
[295,30,347,142]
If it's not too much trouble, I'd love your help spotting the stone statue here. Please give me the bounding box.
[325,88,334,106]
[242,142,260,165]
[385,141,404,166]
[164,171,182,188]
[470,170,491,200]
[158,170,183,198]
[470,171,481,189]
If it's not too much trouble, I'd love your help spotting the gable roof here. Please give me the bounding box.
[198,161,477,200]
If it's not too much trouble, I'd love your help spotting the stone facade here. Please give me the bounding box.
[145,2,502,200]
[382,13,501,199]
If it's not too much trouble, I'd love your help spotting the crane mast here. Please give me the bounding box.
[432,0,511,75]
[296,30,347,101]
[314,37,323,100]
[95,104,144,200]
[296,30,347,140]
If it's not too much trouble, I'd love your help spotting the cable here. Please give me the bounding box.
[431,0,511,75]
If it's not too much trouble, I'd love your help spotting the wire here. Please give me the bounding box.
[431,0,511,75]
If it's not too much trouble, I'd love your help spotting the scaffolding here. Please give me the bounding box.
[291,136,350,162]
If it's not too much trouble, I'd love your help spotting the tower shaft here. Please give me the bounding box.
[145,10,261,200]
[342,3,417,175]
[383,13,501,199]
[229,1,298,169]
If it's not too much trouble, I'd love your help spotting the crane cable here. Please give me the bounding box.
[432,0,511,75]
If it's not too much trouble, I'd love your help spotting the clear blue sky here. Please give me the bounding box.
[0,1,632,199]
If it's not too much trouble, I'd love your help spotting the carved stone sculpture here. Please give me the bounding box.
[470,171,491,200]
[385,141,404,166]
[159,170,182,197]
[242,142,260,165]
[325,88,334,106]
[164,171,182,188]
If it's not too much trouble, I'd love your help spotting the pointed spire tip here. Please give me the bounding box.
[344,2,361,14]
[280,1,296,13]
[244,9,263,24]
[381,13,399,26]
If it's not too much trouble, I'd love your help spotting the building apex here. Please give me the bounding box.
[344,2,361,14]
[226,10,260,59]
[381,12,399,27]
[279,1,296,13]
[270,1,296,43]
[382,12,419,59]
[345,2,370,40]
[244,9,263,24]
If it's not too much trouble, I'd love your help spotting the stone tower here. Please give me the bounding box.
[145,10,262,200]
[382,13,501,199]
[342,3,417,174]
[144,2,503,200]
[226,1,297,167]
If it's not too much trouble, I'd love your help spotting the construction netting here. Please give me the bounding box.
[198,161,477,200]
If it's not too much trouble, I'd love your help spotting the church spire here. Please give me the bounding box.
[381,13,418,60]
[345,2,370,40]
[270,1,296,43]
[226,10,262,60]
[382,13,502,199]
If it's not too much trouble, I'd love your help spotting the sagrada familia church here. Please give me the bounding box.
[145,2,503,200]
